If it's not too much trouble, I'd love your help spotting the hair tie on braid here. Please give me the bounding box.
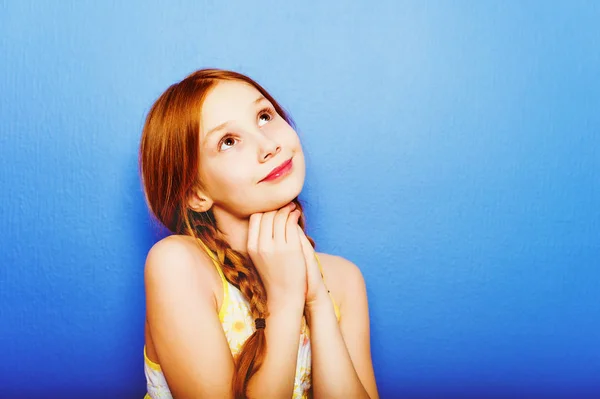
[255,318,266,330]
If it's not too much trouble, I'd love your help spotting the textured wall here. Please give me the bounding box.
[1,1,599,398]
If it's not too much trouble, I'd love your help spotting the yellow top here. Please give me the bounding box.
[143,239,340,399]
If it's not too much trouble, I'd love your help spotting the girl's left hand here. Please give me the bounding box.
[296,226,330,308]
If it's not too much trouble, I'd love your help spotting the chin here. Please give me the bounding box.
[258,175,305,213]
[264,189,303,213]
[282,168,305,202]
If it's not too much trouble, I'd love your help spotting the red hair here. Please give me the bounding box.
[139,68,314,398]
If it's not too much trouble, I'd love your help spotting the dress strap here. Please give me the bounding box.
[196,238,230,321]
[314,253,341,321]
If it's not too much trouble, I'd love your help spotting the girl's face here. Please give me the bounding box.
[196,80,306,217]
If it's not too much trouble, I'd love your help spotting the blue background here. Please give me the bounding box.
[1,1,599,398]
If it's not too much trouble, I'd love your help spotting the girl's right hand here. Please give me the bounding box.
[247,202,307,303]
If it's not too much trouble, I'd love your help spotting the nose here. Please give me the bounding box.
[257,133,281,162]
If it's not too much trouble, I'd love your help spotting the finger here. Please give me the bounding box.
[247,213,262,254]
[259,210,276,249]
[274,202,296,245]
[297,225,315,260]
[297,226,323,285]
[285,209,302,244]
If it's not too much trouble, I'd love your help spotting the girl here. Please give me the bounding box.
[139,68,378,399]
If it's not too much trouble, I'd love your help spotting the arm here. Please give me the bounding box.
[307,255,380,399]
[145,236,234,398]
[246,293,305,398]
[295,228,378,398]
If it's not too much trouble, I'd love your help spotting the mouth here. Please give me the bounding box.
[259,157,293,183]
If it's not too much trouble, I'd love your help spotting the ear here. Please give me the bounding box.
[187,187,213,213]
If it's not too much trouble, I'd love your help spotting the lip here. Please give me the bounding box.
[260,158,293,182]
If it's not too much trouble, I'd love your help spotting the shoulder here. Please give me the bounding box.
[315,252,364,282]
[315,252,366,307]
[145,234,211,274]
[144,235,219,300]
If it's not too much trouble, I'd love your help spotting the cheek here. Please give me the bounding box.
[279,125,302,149]
[219,161,249,180]
[210,159,255,195]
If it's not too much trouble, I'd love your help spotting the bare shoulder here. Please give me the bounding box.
[315,252,366,308]
[144,235,219,302]
[145,234,211,274]
[315,252,364,282]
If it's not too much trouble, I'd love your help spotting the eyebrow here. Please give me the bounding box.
[203,96,269,142]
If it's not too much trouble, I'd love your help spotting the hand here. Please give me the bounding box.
[296,226,330,308]
[247,203,307,304]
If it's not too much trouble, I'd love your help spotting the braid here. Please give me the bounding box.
[182,207,267,397]
[214,235,269,318]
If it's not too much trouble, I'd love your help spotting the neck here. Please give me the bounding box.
[211,206,250,254]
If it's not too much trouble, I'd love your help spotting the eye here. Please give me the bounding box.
[258,107,276,127]
[217,107,276,152]
[218,135,237,151]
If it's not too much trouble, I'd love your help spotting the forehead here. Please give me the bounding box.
[200,80,264,133]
